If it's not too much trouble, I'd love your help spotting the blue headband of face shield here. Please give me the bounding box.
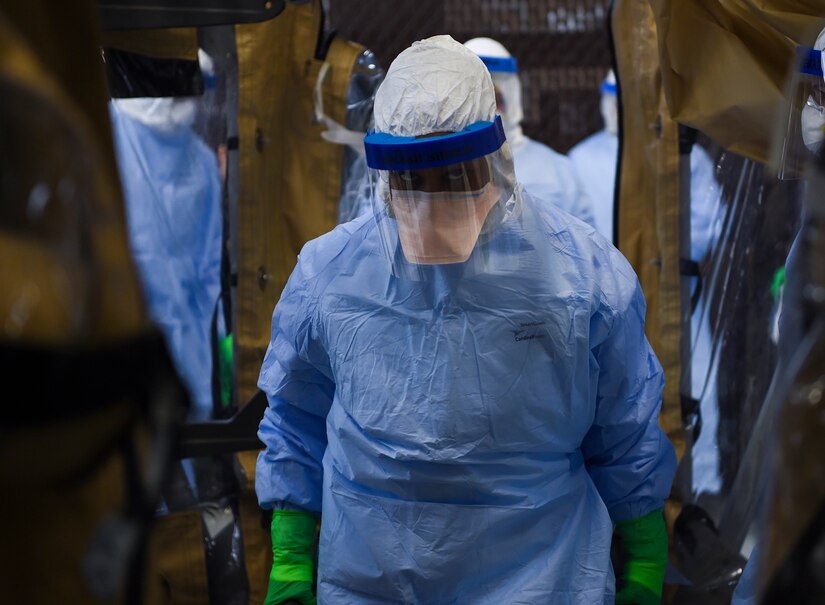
[477,55,518,74]
[601,80,617,95]
[797,46,823,77]
[363,115,506,171]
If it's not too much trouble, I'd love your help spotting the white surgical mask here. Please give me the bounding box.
[801,96,825,154]
[390,183,500,265]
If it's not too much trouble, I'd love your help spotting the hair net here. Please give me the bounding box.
[373,35,496,137]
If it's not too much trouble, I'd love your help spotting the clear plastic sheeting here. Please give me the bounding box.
[755,152,825,604]
[775,45,825,180]
[670,141,805,603]
[337,48,384,223]
[108,49,228,423]
[105,40,250,605]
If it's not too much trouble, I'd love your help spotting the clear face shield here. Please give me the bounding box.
[364,116,521,280]
[477,55,524,142]
[776,46,825,180]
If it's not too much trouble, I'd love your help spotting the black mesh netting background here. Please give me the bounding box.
[327,0,612,153]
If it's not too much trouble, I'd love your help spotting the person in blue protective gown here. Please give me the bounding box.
[569,70,724,497]
[568,70,721,250]
[110,95,223,421]
[464,37,595,228]
[257,35,676,605]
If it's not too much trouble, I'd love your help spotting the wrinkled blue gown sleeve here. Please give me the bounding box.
[582,264,677,523]
[256,254,335,513]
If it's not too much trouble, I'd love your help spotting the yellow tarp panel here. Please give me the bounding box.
[651,0,825,164]
[101,28,199,60]
[234,1,361,403]
[0,2,147,603]
[0,3,145,346]
[613,0,684,467]
[613,0,825,471]
[234,3,363,601]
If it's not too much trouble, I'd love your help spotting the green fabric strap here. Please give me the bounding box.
[271,510,317,584]
[615,509,668,597]
[218,333,233,408]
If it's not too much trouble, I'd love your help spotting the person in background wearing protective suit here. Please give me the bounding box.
[569,71,725,497]
[256,35,676,605]
[463,36,596,228]
[109,66,223,423]
[568,70,721,248]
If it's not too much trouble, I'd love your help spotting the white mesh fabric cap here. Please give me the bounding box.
[373,35,496,137]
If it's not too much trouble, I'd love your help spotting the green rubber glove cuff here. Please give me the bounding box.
[615,509,668,598]
[271,510,317,584]
[615,581,660,605]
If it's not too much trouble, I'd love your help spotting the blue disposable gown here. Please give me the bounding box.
[569,129,724,494]
[256,191,676,604]
[567,130,617,241]
[512,136,596,228]
[568,129,720,256]
[111,107,223,421]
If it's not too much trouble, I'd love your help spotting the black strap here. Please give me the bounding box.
[679,125,699,155]
[0,332,181,428]
[681,394,702,441]
[104,48,204,99]
[680,258,700,276]
[210,297,232,419]
[681,258,704,314]
[226,136,240,151]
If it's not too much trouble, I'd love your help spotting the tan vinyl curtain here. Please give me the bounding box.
[0,1,148,603]
[650,0,825,165]
[234,1,362,404]
[612,0,684,468]
[613,0,825,467]
[101,28,199,60]
[0,4,145,345]
[234,2,363,601]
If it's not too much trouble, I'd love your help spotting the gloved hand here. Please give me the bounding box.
[264,510,317,605]
[615,509,668,605]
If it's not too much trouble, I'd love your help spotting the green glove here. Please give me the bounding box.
[615,509,668,605]
[265,510,317,605]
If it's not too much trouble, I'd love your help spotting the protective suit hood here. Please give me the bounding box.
[374,35,496,137]
[463,36,525,147]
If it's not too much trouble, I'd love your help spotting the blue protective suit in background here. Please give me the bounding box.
[568,128,720,255]
[566,130,617,241]
[513,136,595,228]
[569,128,723,495]
[256,190,676,603]
[111,105,223,421]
